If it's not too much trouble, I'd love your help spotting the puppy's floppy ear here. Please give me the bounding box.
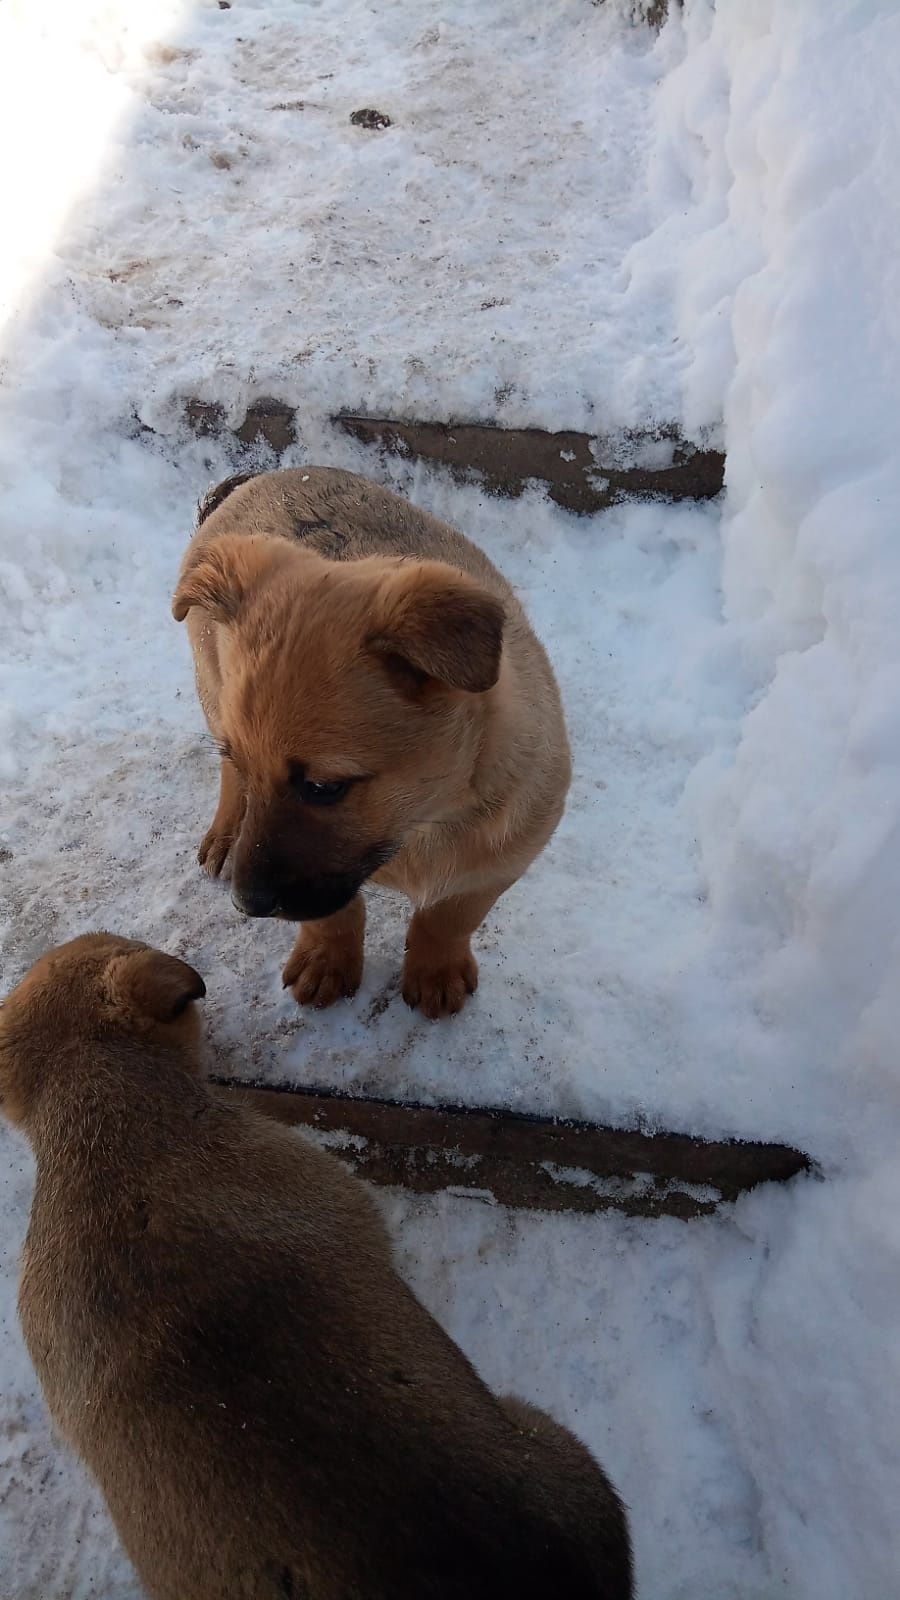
[369,562,505,693]
[172,534,293,623]
[105,948,206,1024]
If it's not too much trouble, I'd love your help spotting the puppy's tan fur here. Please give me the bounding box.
[173,468,571,1017]
[0,934,633,1600]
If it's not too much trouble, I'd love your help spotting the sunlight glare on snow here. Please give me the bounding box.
[0,0,191,336]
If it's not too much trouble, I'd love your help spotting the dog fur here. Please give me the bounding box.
[0,933,633,1600]
[173,468,571,1017]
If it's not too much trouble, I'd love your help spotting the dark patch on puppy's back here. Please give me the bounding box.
[196,472,259,528]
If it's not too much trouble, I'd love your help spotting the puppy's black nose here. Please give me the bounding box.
[232,883,280,918]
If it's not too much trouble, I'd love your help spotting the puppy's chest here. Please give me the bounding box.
[374,828,486,907]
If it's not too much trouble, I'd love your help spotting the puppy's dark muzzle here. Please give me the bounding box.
[231,843,397,925]
[231,876,362,924]
[232,883,281,919]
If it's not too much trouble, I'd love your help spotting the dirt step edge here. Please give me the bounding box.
[181,399,725,515]
[214,1080,813,1221]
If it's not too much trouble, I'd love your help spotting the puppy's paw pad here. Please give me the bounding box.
[198,828,233,877]
[282,946,362,1009]
[402,954,478,1020]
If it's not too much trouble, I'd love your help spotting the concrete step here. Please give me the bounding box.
[221,1081,811,1221]
[182,397,724,513]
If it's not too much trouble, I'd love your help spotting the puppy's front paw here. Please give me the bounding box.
[198,826,234,878]
[402,950,478,1020]
[282,939,363,1010]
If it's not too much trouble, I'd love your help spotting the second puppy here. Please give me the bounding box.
[1,933,633,1600]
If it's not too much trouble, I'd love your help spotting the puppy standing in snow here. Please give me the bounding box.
[173,467,571,1018]
[0,933,633,1600]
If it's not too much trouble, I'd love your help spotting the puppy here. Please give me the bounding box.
[173,468,571,1017]
[0,933,633,1600]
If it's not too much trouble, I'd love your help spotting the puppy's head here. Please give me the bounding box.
[0,933,206,1127]
[173,536,505,922]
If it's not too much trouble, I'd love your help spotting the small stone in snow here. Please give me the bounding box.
[350,108,392,130]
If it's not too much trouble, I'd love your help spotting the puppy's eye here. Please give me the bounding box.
[290,770,351,807]
[304,779,350,806]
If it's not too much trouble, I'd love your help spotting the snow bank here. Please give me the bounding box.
[629,0,900,1172]
[621,1,900,1592]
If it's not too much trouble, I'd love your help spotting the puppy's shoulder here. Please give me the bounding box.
[208,1092,394,1256]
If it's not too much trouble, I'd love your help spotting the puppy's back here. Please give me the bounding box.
[193,465,516,600]
[24,1083,631,1599]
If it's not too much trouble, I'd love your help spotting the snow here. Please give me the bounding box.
[0,0,698,443]
[3,0,900,1595]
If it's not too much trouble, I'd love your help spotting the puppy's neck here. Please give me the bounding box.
[469,654,525,802]
[23,1036,206,1177]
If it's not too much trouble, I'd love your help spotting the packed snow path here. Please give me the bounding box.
[0,0,798,1154]
[8,0,698,442]
[2,2,900,1598]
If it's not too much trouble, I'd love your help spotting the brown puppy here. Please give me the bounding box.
[0,933,633,1600]
[173,468,571,1017]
